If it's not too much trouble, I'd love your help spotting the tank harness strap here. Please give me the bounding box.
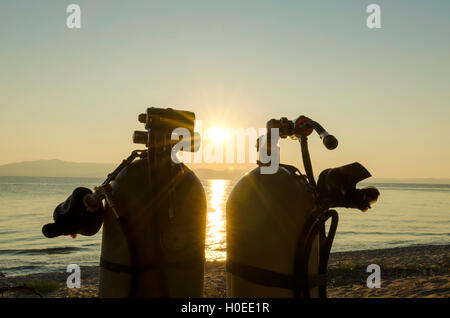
[104,194,141,298]
[226,260,327,290]
[294,209,338,298]
[100,257,204,274]
[227,209,338,297]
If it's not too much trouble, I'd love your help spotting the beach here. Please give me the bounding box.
[1,244,448,298]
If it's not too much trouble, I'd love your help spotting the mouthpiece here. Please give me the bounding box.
[42,223,62,238]
[323,134,338,150]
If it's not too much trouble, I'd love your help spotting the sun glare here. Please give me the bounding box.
[208,126,226,143]
[205,179,228,261]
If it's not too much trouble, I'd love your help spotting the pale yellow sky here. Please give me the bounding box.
[0,1,449,178]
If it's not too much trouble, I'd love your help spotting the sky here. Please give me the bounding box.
[0,0,449,178]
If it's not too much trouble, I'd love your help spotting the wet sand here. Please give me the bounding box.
[1,245,448,298]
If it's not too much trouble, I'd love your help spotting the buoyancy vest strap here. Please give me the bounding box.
[294,209,338,298]
[318,210,338,297]
[113,215,140,297]
[226,259,327,290]
[100,256,204,274]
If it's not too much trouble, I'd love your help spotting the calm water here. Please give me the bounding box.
[0,176,449,275]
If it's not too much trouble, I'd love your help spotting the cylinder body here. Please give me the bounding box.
[99,159,207,297]
[226,165,320,297]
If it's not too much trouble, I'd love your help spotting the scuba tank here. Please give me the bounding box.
[42,107,207,298]
[226,116,380,298]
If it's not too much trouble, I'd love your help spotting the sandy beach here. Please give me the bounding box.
[1,245,448,298]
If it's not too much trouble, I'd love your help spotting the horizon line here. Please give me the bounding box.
[1,158,450,180]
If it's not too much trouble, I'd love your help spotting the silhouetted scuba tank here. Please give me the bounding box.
[226,116,380,298]
[42,107,206,298]
[99,157,206,298]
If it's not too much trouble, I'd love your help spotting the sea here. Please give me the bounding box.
[0,176,449,276]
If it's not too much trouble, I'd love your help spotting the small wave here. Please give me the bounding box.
[0,246,86,255]
[387,240,414,245]
[0,230,20,235]
[1,265,42,276]
[338,231,449,236]
[83,243,100,247]
[3,265,39,271]
[364,183,450,192]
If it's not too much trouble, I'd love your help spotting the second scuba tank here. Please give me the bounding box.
[227,164,323,297]
[226,116,379,298]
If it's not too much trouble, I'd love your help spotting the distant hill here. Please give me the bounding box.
[364,177,450,185]
[0,160,448,184]
[0,159,117,178]
[0,159,247,180]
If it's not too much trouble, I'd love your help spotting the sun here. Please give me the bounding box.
[208,126,226,143]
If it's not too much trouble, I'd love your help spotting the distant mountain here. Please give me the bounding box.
[364,177,450,185]
[0,159,116,178]
[0,159,247,180]
[0,160,448,184]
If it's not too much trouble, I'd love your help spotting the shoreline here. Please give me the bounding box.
[1,244,449,298]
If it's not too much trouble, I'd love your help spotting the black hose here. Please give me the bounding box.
[305,121,338,150]
[293,209,338,298]
[300,136,316,188]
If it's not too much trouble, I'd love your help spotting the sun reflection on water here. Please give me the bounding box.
[205,179,229,261]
